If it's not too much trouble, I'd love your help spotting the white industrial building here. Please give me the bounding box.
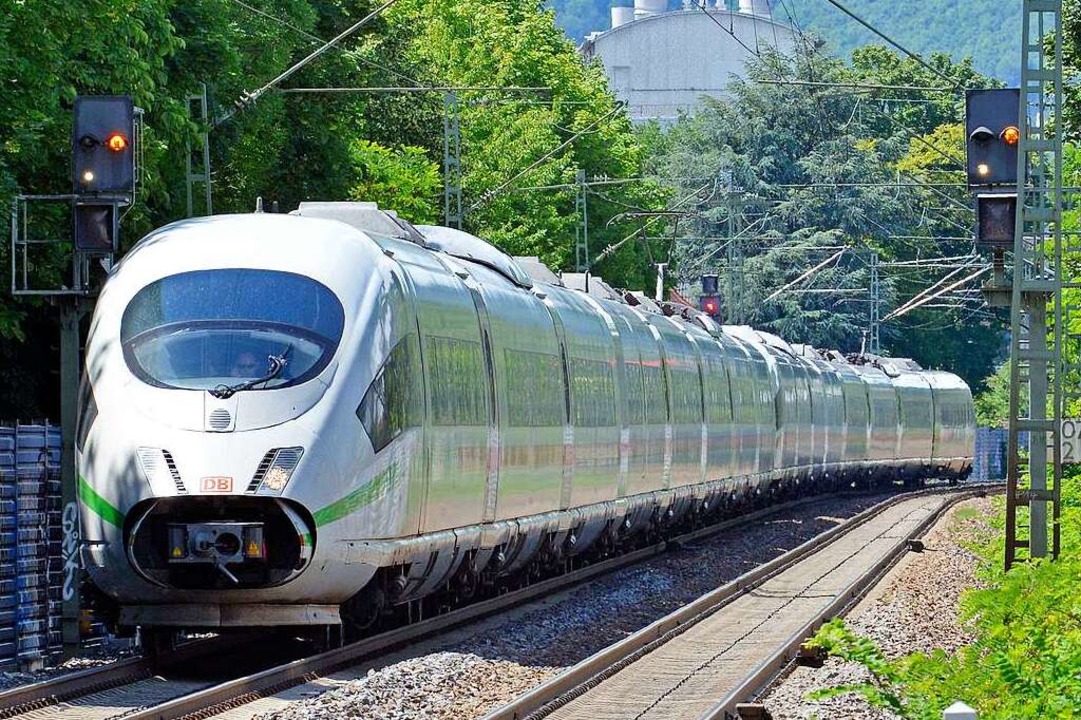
[581,0,797,121]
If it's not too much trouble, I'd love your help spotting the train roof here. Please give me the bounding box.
[292,202,927,372]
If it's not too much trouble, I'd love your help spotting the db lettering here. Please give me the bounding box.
[200,477,233,492]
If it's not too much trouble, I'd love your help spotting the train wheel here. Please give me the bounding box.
[140,627,177,668]
[342,583,386,638]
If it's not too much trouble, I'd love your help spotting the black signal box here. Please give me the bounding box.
[74,203,118,253]
[72,96,135,196]
[976,193,1017,249]
[965,89,1020,189]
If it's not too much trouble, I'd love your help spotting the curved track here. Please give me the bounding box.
[484,485,999,720]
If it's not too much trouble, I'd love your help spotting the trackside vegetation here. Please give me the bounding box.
[806,472,1081,718]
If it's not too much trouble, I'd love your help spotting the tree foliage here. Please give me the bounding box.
[0,0,656,418]
[639,44,1005,383]
[387,0,664,281]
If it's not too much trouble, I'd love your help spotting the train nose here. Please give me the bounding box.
[127,496,314,590]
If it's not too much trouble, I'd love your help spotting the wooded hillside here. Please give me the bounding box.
[550,0,1023,83]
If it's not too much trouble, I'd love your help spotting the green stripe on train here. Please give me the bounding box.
[78,476,125,528]
[312,465,399,527]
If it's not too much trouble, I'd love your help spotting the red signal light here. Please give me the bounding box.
[704,300,718,315]
[106,132,128,152]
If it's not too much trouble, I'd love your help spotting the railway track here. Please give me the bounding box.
[0,485,971,720]
[482,484,1000,720]
[0,633,270,720]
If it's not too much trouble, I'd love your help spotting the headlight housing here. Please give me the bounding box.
[253,447,304,496]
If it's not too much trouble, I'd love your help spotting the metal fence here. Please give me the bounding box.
[972,427,1009,483]
[0,424,62,669]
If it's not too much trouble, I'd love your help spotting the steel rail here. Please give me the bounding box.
[66,489,891,720]
[481,483,1002,720]
[700,487,993,719]
[0,633,253,718]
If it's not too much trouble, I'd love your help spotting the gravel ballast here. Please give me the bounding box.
[759,495,997,720]
[249,492,896,720]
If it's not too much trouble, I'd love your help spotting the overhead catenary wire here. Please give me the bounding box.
[883,266,991,321]
[765,248,847,302]
[884,262,977,318]
[591,177,718,267]
[215,0,400,127]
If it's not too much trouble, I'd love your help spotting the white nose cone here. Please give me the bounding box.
[943,701,977,720]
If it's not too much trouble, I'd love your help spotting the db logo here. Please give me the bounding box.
[200,477,233,493]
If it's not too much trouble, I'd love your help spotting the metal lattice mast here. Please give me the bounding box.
[1005,0,1064,570]
[869,251,881,355]
[574,169,589,271]
[185,84,212,217]
[443,91,463,229]
[722,172,744,324]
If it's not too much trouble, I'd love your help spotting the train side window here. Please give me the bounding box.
[357,335,420,452]
[624,361,646,426]
[426,336,487,426]
[571,358,617,427]
[668,359,703,424]
[506,349,564,427]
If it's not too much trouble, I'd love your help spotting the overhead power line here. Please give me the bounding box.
[765,248,847,302]
[592,176,718,266]
[466,102,626,212]
[226,0,422,87]
[884,266,990,320]
[757,79,953,93]
[885,262,975,317]
[215,0,400,126]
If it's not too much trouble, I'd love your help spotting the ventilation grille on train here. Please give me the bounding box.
[208,408,232,431]
[137,447,186,494]
[247,447,305,494]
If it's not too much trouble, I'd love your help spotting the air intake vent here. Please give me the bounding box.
[162,450,186,493]
[137,447,186,494]
[247,450,277,493]
[208,408,232,431]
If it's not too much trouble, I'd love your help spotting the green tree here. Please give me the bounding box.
[640,43,1006,380]
[387,0,663,285]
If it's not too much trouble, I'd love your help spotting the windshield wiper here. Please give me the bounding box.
[211,345,292,399]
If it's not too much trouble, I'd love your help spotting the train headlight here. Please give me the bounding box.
[255,447,304,495]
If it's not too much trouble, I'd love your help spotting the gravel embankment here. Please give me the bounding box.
[760,495,997,720]
[253,492,896,720]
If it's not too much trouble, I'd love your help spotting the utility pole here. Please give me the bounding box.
[722,171,744,324]
[869,251,881,354]
[443,90,463,229]
[655,262,667,302]
[574,169,588,271]
[59,298,89,654]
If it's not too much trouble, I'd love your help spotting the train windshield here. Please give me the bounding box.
[120,269,345,391]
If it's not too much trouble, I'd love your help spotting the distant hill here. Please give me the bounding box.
[550,0,1022,84]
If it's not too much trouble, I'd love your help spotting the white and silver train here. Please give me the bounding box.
[77,202,975,637]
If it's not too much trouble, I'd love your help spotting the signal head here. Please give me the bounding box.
[106,132,128,152]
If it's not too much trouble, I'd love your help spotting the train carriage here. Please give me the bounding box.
[77,203,975,638]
